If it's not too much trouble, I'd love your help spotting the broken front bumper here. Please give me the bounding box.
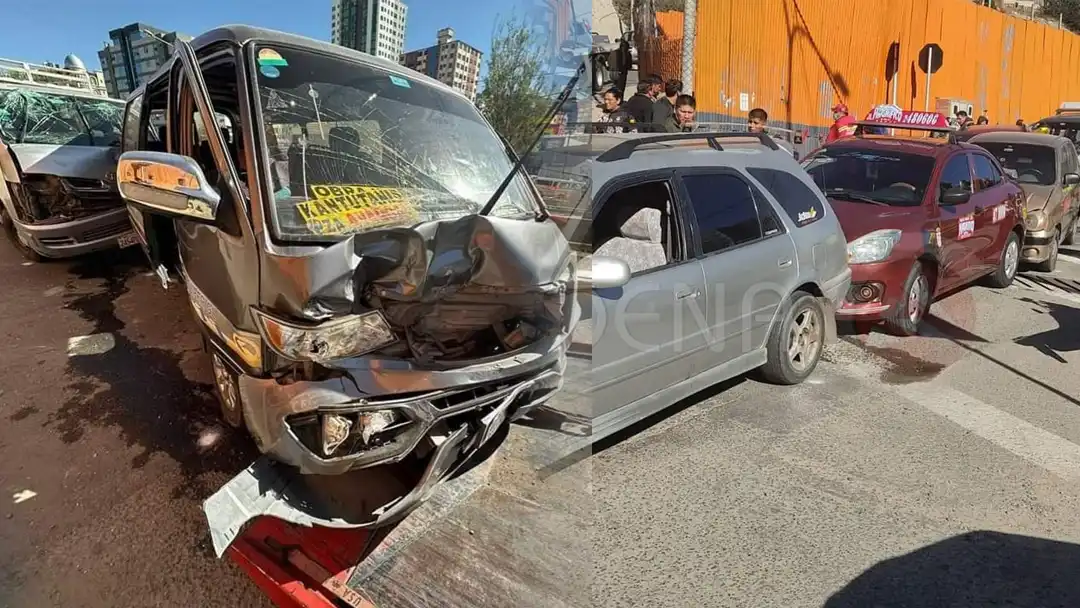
[14,207,131,258]
[205,360,564,557]
[237,326,572,476]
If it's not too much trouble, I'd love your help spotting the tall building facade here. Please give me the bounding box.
[97,23,191,99]
[401,28,483,100]
[331,0,408,62]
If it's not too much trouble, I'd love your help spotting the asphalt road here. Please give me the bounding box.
[0,244,269,607]
[587,250,1080,607]
[4,235,1080,608]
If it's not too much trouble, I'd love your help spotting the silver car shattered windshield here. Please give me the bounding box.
[0,88,124,146]
[253,45,538,241]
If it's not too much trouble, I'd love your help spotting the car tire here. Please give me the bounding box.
[0,207,43,263]
[987,230,1021,287]
[759,290,826,385]
[211,353,245,429]
[884,263,930,336]
[1035,228,1059,273]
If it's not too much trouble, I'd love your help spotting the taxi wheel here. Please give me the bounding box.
[211,353,245,429]
[1035,229,1059,273]
[987,231,1021,287]
[759,290,825,385]
[885,263,930,336]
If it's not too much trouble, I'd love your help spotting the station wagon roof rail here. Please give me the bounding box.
[595,131,781,162]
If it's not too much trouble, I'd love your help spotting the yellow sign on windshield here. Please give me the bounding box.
[296,185,418,235]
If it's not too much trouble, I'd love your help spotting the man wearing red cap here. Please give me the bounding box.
[826,103,858,144]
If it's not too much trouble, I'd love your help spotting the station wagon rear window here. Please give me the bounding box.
[973,142,1056,186]
[802,148,935,207]
[252,45,538,241]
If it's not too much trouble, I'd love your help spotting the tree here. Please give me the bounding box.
[612,0,685,32]
[476,17,552,155]
[1041,0,1080,32]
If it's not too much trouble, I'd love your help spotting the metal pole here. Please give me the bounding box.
[925,47,932,111]
[681,0,696,91]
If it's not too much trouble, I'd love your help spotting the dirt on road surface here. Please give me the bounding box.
[0,244,269,607]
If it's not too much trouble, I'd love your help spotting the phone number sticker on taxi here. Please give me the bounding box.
[296,185,419,236]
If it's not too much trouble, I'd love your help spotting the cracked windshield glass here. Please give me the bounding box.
[254,45,537,241]
[0,88,123,146]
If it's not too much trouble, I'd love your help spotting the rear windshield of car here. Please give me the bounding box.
[801,147,935,207]
[973,142,1056,186]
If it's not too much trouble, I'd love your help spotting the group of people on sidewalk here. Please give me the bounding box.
[595,74,698,133]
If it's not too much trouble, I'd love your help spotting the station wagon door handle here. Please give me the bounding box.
[778,258,793,268]
[676,289,700,300]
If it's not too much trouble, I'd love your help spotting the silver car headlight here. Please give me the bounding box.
[1025,209,1047,231]
[253,309,397,363]
[847,229,903,264]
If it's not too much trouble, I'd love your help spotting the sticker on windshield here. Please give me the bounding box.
[296,185,419,236]
[389,75,411,88]
[257,48,288,67]
[796,207,818,224]
[958,214,975,239]
[259,65,280,79]
[992,203,1006,223]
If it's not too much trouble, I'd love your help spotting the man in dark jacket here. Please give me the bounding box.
[593,88,636,133]
[651,79,684,132]
[621,77,661,129]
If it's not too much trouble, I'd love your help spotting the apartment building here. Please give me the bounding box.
[401,28,483,100]
[97,23,191,99]
[331,0,409,62]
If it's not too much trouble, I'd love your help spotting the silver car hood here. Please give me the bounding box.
[7,143,118,180]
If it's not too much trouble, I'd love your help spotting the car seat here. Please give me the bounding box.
[592,207,668,274]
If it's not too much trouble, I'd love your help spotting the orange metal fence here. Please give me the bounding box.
[647,0,1080,128]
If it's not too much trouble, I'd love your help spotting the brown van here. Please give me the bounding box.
[967,131,1080,271]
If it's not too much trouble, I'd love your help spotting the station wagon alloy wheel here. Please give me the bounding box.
[787,306,823,373]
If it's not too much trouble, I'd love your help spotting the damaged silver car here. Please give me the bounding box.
[116,24,607,511]
[0,79,135,261]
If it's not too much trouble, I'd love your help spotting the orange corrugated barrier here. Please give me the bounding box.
[647,0,1080,128]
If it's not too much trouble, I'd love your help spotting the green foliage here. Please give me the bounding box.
[476,16,551,155]
[1042,0,1080,32]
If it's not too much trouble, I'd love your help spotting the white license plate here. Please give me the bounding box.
[116,232,140,248]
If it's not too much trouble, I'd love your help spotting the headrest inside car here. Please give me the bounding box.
[620,208,662,243]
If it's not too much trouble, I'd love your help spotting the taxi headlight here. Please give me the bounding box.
[1025,209,1047,231]
[253,309,397,362]
[847,229,902,264]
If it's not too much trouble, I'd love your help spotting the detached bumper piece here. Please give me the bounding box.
[206,368,561,557]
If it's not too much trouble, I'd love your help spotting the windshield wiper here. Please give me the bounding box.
[828,189,890,206]
[478,62,587,217]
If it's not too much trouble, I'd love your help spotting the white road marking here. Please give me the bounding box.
[1058,255,1080,265]
[66,333,115,356]
[893,382,1080,484]
[12,490,36,504]
[21,262,33,266]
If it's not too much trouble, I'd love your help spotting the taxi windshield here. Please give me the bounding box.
[802,147,935,207]
[975,142,1057,186]
[253,45,538,242]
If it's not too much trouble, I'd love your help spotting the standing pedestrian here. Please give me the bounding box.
[825,103,857,143]
[593,88,636,133]
[748,108,769,133]
[651,79,684,132]
[976,115,989,125]
[621,79,658,128]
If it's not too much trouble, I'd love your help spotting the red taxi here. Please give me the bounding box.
[800,106,1026,335]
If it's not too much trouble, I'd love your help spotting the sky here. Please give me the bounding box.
[0,0,530,74]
